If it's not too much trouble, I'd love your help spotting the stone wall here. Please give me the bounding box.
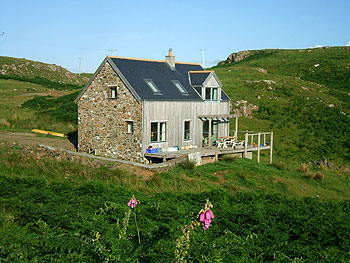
[77,61,143,162]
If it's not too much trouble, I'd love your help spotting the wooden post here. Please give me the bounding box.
[257,132,261,163]
[208,119,212,149]
[234,117,238,139]
[269,132,274,164]
[215,152,218,161]
[244,132,248,158]
[264,133,266,146]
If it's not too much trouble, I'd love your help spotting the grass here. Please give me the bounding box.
[213,47,350,163]
[0,56,88,89]
[0,78,76,134]
[0,144,350,262]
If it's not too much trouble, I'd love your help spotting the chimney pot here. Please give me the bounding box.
[165,48,175,70]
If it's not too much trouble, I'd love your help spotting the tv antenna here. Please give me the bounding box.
[108,48,117,56]
[200,48,207,68]
[78,57,82,75]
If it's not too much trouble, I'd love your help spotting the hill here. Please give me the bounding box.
[213,46,350,163]
[0,56,90,90]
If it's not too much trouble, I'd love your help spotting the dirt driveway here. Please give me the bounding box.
[0,131,76,150]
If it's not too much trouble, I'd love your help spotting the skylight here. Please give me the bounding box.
[144,79,161,94]
[171,80,188,94]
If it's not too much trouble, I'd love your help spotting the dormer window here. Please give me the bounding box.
[109,85,118,99]
[145,79,162,95]
[171,80,188,95]
[205,87,219,100]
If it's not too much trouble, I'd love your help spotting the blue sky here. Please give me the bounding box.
[1,0,349,73]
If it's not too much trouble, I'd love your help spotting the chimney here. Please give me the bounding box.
[165,48,175,70]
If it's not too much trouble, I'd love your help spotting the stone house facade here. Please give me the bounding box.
[75,49,232,163]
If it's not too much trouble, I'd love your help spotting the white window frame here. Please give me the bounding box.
[171,80,188,95]
[108,85,118,99]
[150,121,167,142]
[204,86,219,101]
[126,120,134,134]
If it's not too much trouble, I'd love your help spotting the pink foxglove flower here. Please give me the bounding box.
[127,196,138,208]
[199,199,214,230]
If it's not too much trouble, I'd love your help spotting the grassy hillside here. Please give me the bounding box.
[0,144,349,262]
[213,47,350,163]
[0,56,89,90]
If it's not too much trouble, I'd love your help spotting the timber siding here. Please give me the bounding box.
[143,100,230,152]
[77,62,143,162]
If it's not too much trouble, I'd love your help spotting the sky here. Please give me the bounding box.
[1,0,349,73]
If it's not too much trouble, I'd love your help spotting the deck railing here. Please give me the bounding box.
[244,132,273,164]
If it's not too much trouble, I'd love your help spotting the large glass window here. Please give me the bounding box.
[151,122,167,142]
[184,121,191,140]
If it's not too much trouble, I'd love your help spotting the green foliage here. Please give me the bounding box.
[0,144,350,262]
[0,74,83,90]
[0,56,88,90]
[213,47,350,163]
[22,91,79,124]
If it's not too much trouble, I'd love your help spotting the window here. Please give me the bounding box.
[126,121,134,134]
[205,87,219,100]
[145,79,161,94]
[151,122,167,142]
[184,121,191,140]
[109,86,118,98]
[172,80,188,94]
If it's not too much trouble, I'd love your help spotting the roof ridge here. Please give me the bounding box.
[108,56,201,65]
[189,70,214,73]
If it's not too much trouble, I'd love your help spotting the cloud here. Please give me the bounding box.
[310,44,323,48]
[345,41,350,46]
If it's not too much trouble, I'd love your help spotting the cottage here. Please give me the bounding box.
[75,49,235,163]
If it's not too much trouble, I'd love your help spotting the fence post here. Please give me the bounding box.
[257,132,261,163]
[244,132,248,158]
[270,132,274,165]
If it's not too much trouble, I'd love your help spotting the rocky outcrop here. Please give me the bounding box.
[225,51,251,63]
[231,100,259,119]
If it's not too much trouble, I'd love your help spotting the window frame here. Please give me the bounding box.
[150,121,167,142]
[171,80,188,95]
[126,120,134,134]
[205,87,219,101]
[144,79,162,95]
[184,120,191,140]
[108,85,118,99]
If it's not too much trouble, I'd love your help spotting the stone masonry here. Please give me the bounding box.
[77,61,143,162]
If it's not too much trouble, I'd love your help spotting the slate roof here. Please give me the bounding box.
[189,71,211,85]
[75,56,230,102]
[109,57,204,101]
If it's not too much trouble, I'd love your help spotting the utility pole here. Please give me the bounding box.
[200,48,207,68]
[78,57,82,75]
[108,48,117,56]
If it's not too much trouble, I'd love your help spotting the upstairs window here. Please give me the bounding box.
[172,80,188,95]
[145,79,162,95]
[205,87,219,100]
[109,86,118,99]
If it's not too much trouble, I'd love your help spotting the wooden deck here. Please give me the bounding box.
[145,131,274,164]
[144,145,270,162]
